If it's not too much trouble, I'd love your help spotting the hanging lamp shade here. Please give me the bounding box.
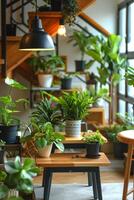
[19,16,55,51]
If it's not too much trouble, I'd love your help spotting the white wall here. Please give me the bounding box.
[58,0,118,72]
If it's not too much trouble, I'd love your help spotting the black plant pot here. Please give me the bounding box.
[0,125,18,144]
[0,148,5,164]
[86,143,100,158]
[113,142,128,159]
[51,0,63,11]
[61,78,72,89]
[19,192,35,200]
[38,5,51,11]
[75,60,85,72]
[6,24,16,36]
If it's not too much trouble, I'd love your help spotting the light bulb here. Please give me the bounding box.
[57,25,66,36]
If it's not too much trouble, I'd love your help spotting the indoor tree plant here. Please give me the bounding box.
[44,91,93,137]
[82,130,107,158]
[85,34,129,123]
[21,121,64,158]
[68,29,92,71]
[0,156,40,200]
[0,78,28,144]
[28,52,65,88]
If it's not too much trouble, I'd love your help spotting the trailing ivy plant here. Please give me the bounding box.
[62,0,80,25]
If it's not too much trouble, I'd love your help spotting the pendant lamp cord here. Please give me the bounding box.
[35,0,37,15]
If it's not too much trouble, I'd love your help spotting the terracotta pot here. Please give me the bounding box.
[37,144,53,158]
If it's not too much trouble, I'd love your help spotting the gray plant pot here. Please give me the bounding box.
[65,120,81,137]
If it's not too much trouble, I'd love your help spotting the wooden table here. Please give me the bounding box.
[36,153,110,200]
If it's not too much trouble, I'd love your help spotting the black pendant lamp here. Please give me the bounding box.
[19,0,55,51]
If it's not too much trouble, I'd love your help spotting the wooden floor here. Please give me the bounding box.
[33,154,133,184]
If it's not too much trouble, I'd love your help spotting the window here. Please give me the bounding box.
[118,0,134,117]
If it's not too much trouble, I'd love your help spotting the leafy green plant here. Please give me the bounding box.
[44,91,93,120]
[31,96,63,127]
[104,115,134,143]
[28,52,65,74]
[21,122,64,152]
[88,87,111,106]
[83,130,106,145]
[0,78,28,126]
[85,34,128,85]
[69,30,91,61]
[0,156,40,199]
[125,66,134,86]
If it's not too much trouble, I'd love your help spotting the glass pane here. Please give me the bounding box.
[119,8,126,53]
[119,68,125,95]
[128,3,134,52]
[127,60,134,97]
[119,99,126,116]
[128,103,134,118]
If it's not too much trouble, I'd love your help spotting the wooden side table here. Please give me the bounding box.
[36,153,110,200]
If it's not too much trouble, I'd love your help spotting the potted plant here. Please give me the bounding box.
[31,96,63,129]
[0,78,28,144]
[0,156,40,200]
[68,30,91,71]
[51,0,79,25]
[44,91,93,137]
[82,130,107,158]
[58,72,77,89]
[0,140,5,164]
[85,34,129,123]
[21,121,64,158]
[103,114,134,159]
[28,52,65,88]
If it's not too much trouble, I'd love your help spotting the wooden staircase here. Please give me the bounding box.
[0,0,110,81]
[0,36,32,78]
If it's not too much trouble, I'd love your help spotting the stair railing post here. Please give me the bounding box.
[1,0,7,78]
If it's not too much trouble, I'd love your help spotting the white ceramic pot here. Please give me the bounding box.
[38,74,53,88]
[65,120,81,137]
[37,144,53,158]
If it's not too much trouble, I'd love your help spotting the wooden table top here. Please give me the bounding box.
[36,153,111,168]
[61,132,107,144]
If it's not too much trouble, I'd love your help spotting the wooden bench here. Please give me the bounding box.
[36,152,110,200]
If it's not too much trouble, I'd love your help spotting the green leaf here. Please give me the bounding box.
[0,184,9,199]
[54,142,64,152]
[111,73,121,86]
[5,77,27,90]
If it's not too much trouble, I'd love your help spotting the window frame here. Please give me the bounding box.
[117,0,134,116]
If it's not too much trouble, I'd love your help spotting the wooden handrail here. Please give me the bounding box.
[79,12,110,37]
[77,0,96,10]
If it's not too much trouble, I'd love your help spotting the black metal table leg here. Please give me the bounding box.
[43,169,52,200]
[88,172,92,186]
[92,172,98,199]
[95,168,102,200]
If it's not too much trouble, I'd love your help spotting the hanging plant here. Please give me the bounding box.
[62,0,80,25]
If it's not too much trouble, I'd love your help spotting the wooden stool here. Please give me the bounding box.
[117,130,134,200]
